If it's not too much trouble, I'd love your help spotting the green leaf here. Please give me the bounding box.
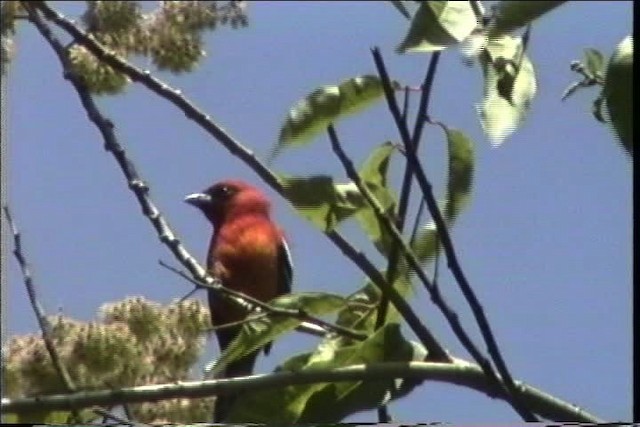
[279,175,365,231]
[388,0,412,20]
[489,1,567,37]
[412,126,474,262]
[15,409,95,423]
[335,281,381,333]
[226,323,423,423]
[334,267,412,337]
[359,142,396,188]
[354,142,399,256]
[583,48,605,80]
[603,35,633,156]
[208,292,349,378]
[273,76,396,158]
[397,1,477,53]
[443,127,474,219]
[477,35,537,145]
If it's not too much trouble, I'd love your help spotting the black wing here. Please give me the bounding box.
[278,237,293,296]
[263,237,293,356]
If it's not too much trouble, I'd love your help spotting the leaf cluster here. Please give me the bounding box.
[1,1,249,89]
[3,297,213,423]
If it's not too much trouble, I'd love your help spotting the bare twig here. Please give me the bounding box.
[379,52,442,332]
[30,1,444,362]
[29,1,362,346]
[159,260,366,341]
[371,47,537,421]
[2,206,78,408]
[207,313,271,333]
[4,205,139,423]
[0,359,603,423]
[328,124,464,358]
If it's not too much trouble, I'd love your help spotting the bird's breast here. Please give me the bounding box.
[208,217,281,307]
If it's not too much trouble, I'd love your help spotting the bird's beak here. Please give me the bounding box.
[184,192,212,208]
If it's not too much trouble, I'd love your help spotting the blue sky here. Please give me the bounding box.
[4,1,632,423]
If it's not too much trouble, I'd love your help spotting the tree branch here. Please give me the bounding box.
[328,125,447,359]
[23,2,367,351]
[158,260,366,341]
[2,206,77,393]
[29,1,446,362]
[3,205,138,424]
[0,359,603,423]
[371,46,537,421]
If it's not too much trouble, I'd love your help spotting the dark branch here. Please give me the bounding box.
[31,1,443,360]
[1,360,604,423]
[371,46,537,421]
[328,124,448,360]
[159,260,366,341]
[2,206,78,397]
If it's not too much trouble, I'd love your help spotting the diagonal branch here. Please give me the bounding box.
[158,260,366,341]
[2,206,78,393]
[3,205,140,424]
[0,359,603,423]
[377,52,441,330]
[327,125,447,358]
[23,2,363,347]
[29,1,447,362]
[371,46,537,421]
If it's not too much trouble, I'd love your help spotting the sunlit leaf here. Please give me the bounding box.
[603,35,633,156]
[226,323,423,423]
[355,142,398,256]
[397,0,477,53]
[207,292,348,378]
[273,76,397,158]
[279,175,364,231]
[489,0,567,37]
[335,281,381,333]
[583,48,605,79]
[443,127,474,219]
[477,35,537,145]
[412,126,474,262]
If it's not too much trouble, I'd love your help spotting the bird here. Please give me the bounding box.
[184,179,292,422]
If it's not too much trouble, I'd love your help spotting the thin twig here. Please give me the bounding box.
[381,52,442,331]
[0,360,603,423]
[2,206,79,418]
[3,206,76,390]
[328,124,449,359]
[26,3,364,353]
[207,313,271,333]
[4,205,137,424]
[371,47,537,421]
[31,1,445,362]
[375,53,440,342]
[159,260,365,341]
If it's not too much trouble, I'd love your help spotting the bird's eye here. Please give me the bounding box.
[211,185,235,200]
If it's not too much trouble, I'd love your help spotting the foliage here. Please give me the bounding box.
[3,0,631,424]
[0,1,249,84]
[2,297,213,423]
[563,37,634,157]
[225,323,424,423]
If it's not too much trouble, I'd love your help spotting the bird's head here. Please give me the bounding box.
[184,180,271,227]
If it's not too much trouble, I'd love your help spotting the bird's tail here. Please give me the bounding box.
[213,350,259,423]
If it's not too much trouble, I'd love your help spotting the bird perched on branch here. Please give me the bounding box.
[185,179,292,422]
